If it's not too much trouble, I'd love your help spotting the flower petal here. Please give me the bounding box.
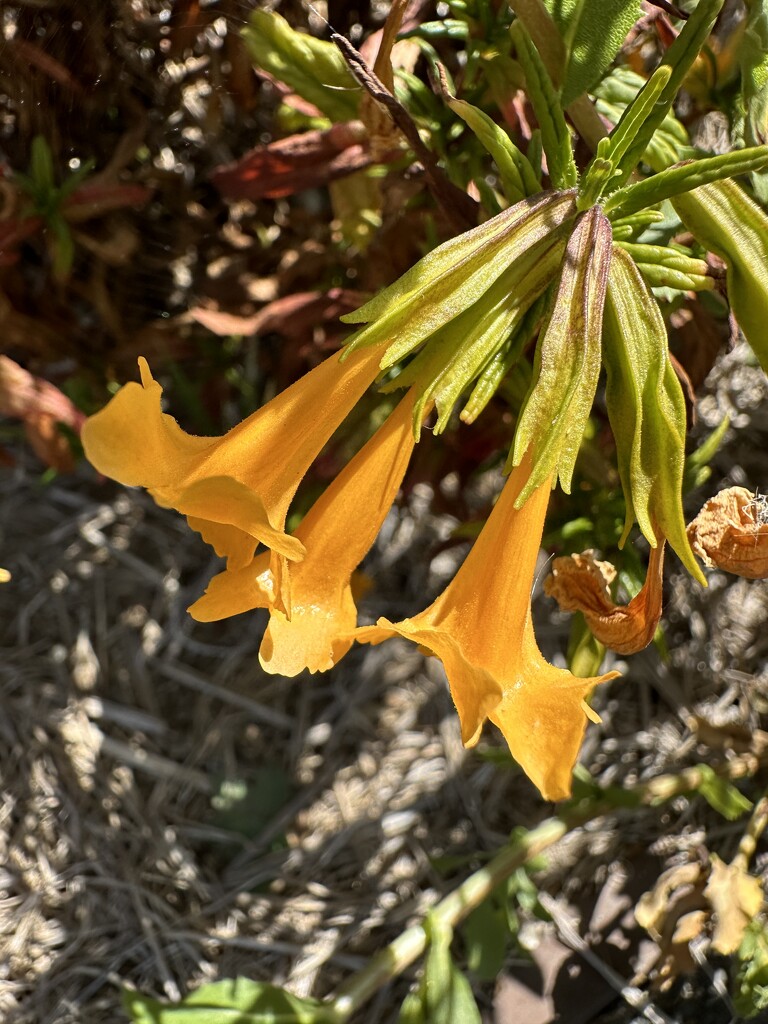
[83,347,384,566]
[357,453,618,800]
[170,477,305,563]
[189,553,272,621]
[81,360,213,488]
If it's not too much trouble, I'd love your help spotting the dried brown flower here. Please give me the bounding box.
[687,486,768,579]
[544,542,665,654]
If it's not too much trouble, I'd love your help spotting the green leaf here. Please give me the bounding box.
[600,64,671,174]
[399,915,482,1024]
[123,979,336,1024]
[542,0,641,107]
[683,416,730,492]
[611,0,724,186]
[617,241,714,293]
[593,67,692,172]
[734,919,768,1019]
[446,95,540,204]
[511,205,612,500]
[30,134,55,193]
[605,147,768,219]
[509,20,578,189]
[696,765,753,821]
[602,246,703,582]
[462,897,509,981]
[242,11,359,123]
[738,1,768,202]
[673,178,768,374]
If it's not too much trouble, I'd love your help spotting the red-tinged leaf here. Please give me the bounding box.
[9,37,85,94]
[0,356,85,472]
[0,215,44,265]
[62,182,153,223]
[210,123,379,200]
[191,288,365,341]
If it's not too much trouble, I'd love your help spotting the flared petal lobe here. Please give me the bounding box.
[190,390,420,676]
[358,454,618,800]
[82,348,384,567]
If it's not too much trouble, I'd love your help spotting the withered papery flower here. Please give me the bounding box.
[687,486,768,579]
[82,348,384,572]
[189,390,420,676]
[544,542,665,655]
[357,453,618,801]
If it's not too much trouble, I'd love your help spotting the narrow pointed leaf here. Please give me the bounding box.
[399,915,482,1024]
[673,178,768,373]
[446,95,540,203]
[602,65,671,173]
[602,246,703,582]
[123,978,335,1023]
[738,0,768,201]
[542,0,641,107]
[605,147,768,218]
[511,206,612,499]
[617,241,713,292]
[243,10,360,122]
[612,0,724,185]
[510,20,578,189]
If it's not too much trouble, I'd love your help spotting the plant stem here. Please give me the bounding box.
[326,750,767,1021]
[329,815,580,1020]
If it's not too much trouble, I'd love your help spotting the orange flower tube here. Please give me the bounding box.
[189,390,419,675]
[358,454,618,800]
[82,347,384,568]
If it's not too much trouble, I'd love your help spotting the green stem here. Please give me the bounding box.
[326,750,767,1021]
[329,816,578,1020]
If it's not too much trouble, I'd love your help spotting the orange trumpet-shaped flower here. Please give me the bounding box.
[81,347,384,569]
[189,390,419,676]
[357,454,619,800]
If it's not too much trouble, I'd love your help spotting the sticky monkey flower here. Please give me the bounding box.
[81,347,384,570]
[357,453,619,801]
[189,389,420,676]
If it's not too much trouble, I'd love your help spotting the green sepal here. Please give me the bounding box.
[673,178,768,374]
[461,293,547,424]
[611,0,724,187]
[383,239,565,433]
[446,95,541,204]
[605,146,768,219]
[341,190,577,368]
[509,21,578,190]
[602,246,704,582]
[510,205,613,500]
[242,10,359,123]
